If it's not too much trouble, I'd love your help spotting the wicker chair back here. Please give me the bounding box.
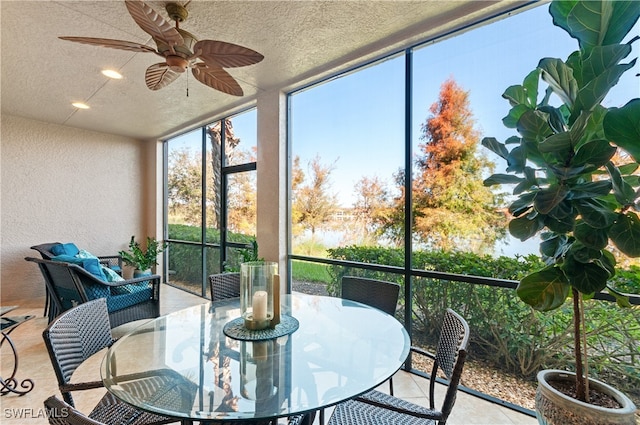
[341,276,400,316]
[208,272,241,302]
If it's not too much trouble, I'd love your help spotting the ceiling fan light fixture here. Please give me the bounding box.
[72,102,90,109]
[59,0,264,97]
[101,69,123,79]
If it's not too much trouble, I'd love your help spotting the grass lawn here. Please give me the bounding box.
[291,260,331,283]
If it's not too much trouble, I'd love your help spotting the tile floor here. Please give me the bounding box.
[0,285,537,424]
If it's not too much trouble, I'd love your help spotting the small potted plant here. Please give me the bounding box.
[482,1,639,424]
[119,236,167,278]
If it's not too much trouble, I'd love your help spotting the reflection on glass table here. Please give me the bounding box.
[102,294,410,422]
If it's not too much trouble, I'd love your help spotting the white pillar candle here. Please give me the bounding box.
[252,291,268,322]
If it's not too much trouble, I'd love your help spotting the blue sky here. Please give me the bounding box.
[291,4,638,203]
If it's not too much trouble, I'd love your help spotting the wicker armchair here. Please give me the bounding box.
[327,308,470,425]
[27,256,160,328]
[42,298,186,425]
[31,242,123,273]
[31,243,124,319]
[208,272,241,302]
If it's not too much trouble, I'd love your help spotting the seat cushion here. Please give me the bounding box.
[107,285,153,312]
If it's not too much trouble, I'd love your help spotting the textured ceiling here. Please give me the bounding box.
[1,1,525,140]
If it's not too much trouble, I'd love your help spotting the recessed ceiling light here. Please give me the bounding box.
[101,69,123,79]
[72,102,90,109]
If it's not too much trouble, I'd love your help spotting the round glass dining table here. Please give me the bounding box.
[101,293,410,422]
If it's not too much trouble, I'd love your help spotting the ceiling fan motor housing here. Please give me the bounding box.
[155,28,198,72]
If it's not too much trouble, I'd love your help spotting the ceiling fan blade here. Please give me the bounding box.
[145,63,181,90]
[125,1,183,48]
[192,40,264,68]
[192,64,244,96]
[59,36,158,54]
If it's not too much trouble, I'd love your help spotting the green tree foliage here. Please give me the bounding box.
[167,147,204,227]
[385,78,507,251]
[291,155,340,236]
[351,176,394,245]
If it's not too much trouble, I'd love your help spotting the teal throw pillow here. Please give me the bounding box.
[102,266,124,282]
[51,243,80,256]
[51,255,107,281]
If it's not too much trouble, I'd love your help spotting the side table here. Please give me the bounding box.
[1,306,35,396]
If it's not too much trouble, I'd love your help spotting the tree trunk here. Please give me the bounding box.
[573,287,587,402]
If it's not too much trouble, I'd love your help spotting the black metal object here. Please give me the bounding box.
[1,308,35,396]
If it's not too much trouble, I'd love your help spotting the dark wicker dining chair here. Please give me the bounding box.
[42,298,178,425]
[208,272,241,302]
[315,276,402,424]
[327,308,470,425]
[341,276,400,318]
[44,396,105,425]
[341,276,401,393]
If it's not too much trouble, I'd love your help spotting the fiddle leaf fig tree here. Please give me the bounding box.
[482,0,640,403]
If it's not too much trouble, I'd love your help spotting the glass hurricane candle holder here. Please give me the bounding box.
[240,261,280,330]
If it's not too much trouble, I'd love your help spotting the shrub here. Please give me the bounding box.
[325,245,640,400]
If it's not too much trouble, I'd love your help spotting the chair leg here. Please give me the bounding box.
[319,409,325,425]
[389,376,394,396]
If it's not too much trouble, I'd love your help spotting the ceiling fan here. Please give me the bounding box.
[59,1,264,96]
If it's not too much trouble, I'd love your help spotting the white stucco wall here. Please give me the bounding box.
[0,114,157,302]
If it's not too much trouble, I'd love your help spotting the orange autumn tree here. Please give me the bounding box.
[387,78,506,251]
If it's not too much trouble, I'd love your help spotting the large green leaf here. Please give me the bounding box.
[544,212,575,234]
[517,110,552,143]
[572,59,636,118]
[534,185,569,214]
[606,161,637,205]
[563,258,610,294]
[540,233,569,259]
[610,212,640,257]
[513,167,537,195]
[517,267,570,311]
[483,174,523,186]
[550,1,640,51]
[574,220,608,249]
[539,58,578,107]
[508,192,536,216]
[575,198,618,228]
[481,137,509,160]
[502,85,528,107]
[572,139,616,168]
[581,43,633,84]
[502,105,530,129]
[509,215,544,241]
[604,99,640,162]
[538,131,573,153]
[538,105,568,134]
[506,145,527,173]
[569,180,612,199]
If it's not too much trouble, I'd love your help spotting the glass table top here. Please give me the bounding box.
[102,294,410,421]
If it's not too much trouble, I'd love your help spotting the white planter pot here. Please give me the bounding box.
[536,369,637,425]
